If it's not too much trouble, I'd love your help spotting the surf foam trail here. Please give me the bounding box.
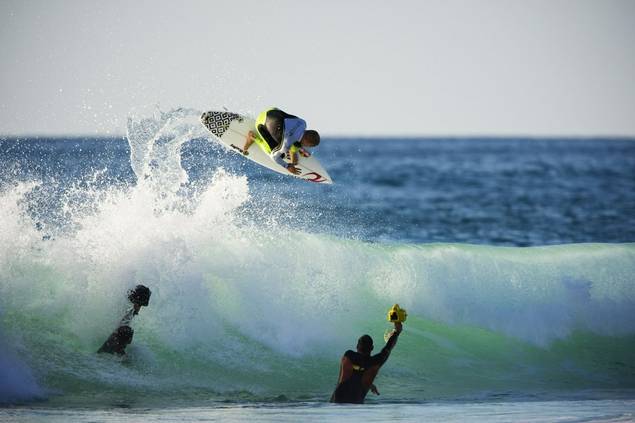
[0,108,634,405]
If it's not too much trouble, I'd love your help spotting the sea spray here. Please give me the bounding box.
[127,106,209,201]
[2,176,634,403]
[1,109,634,404]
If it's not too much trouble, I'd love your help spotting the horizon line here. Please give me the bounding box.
[2,133,635,141]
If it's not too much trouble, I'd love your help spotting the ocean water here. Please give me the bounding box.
[1,108,634,421]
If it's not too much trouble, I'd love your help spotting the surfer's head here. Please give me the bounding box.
[301,130,320,147]
[128,284,151,307]
[357,334,374,355]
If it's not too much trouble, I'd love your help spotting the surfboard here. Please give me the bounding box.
[200,111,333,184]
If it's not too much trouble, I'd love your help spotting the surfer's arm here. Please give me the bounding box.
[273,118,305,174]
[362,328,401,390]
[281,118,306,151]
[242,131,256,155]
[272,152,288,168]
[272,151,300,174]
[371,322,402,367]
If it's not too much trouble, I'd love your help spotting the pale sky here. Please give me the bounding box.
[1,0,634,137]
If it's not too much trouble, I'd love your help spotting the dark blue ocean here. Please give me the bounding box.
[2,136,634,246]
[1,115,634,422]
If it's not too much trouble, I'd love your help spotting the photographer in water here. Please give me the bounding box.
[97,284,151,356]
[330,305,405,404]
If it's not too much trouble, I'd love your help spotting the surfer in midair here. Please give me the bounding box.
[242,107,320,175]
[97,284,151,356]
[330,321,402,404]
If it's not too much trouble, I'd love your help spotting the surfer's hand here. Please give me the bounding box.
[242,149,249,156]
[370,384,380,395]
[287,165,300,175]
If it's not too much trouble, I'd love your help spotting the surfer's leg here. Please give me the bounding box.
[242,131,256,155]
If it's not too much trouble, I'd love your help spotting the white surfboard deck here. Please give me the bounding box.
[200,111,332,184]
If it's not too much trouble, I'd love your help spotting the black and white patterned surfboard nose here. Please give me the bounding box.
[200,111,214,129]
[200,111,243,138]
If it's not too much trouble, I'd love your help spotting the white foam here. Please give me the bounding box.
[0,109,634,398]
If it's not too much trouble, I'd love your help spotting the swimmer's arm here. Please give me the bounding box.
[384,322,402,353]
[373,322,402,366]
[242,131,256,155]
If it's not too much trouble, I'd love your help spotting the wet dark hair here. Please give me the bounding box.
[128,284,151,306]
[117,325,134,345]
[357,334,374,354]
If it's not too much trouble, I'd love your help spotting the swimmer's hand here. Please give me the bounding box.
[287,164,301,175]
[370,384,379,395]
[299,148,311,158]
[242,149,249,156]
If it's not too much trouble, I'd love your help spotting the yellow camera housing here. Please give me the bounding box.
[387,304,407,323]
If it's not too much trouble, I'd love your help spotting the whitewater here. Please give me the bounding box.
[1,108,634,414]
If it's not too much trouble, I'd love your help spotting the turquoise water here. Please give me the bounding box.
[1,108,634,420]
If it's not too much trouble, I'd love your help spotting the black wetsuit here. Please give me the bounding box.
[330,331,400,404]
[256,108,299,152]
[97,325,133,356]
[97,286,150,356]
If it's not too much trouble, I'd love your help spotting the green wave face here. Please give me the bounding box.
[0,216,635,404]
[1,171,635,405]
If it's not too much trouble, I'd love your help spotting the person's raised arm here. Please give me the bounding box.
[373,322,402,366]
[361,322,402,391]
[385,321,402,351]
